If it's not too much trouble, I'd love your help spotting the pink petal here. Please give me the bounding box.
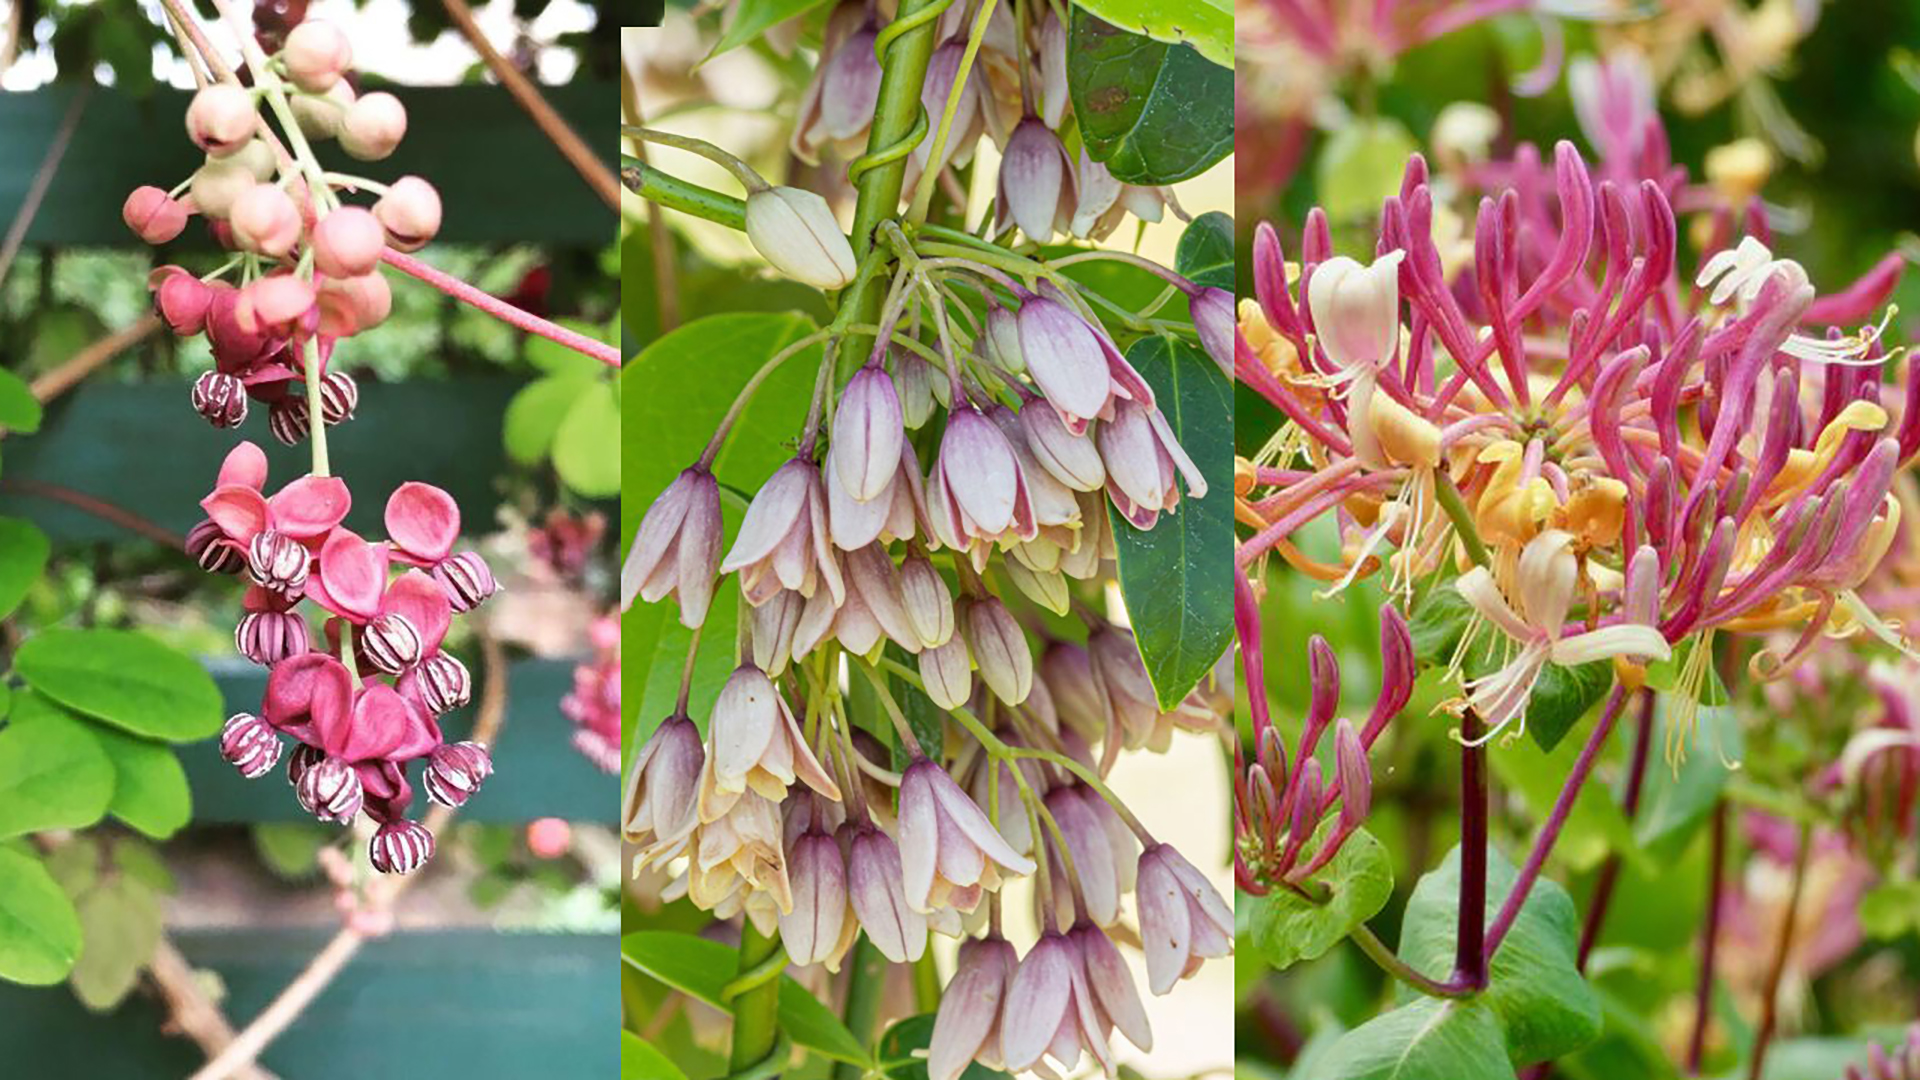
[1136,850,1192,995]
[201,485,270,542]
[898,763,940,910]
[930,763,1035,875]
[314,531,391,623]
[262,652,353,746]
[721,461,810,574]
[379,569,452,653]
[336,682,424,761]
[217,441,269,490]
[384,481,460,563]
[268,475,352,539]
[1001,935,1072,1070]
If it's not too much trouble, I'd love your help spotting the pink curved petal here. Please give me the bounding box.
[384,481,460,563]
[217,441,270,491]
[380,569,452,652]
[201,485,270,542]
[314,531,390,623]
[339,683,431,762]
[268,476,352,539]
[266,652,354,747]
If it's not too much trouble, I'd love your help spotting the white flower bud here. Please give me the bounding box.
[745,187,858,290]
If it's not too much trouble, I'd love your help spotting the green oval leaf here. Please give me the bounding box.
[90,726,192,840]
[1248,824,1394,972]
[1174,211,1235,290]
[1314,996,1518,1080]
[14,628,224,742]
[620,930,869,1066]
[0,368,42,434]
[1069,0,1232,69]
[622,1031,690,1080]
[1395,844,1602,1065]
[0,694,114,839]
[1107,337,1233,710]
[1067,9,1233,186]
[0,846,82,986]
[68,875,163,1011]
[0,517,50,621]
[505,374,595,465]
[552,379,622,497]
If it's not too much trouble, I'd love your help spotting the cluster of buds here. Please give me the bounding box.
[1236,132,1910,749]
[205,442,499,872]
[1234,603,1409,892]
[790,0,1171,246]
[122,20,442,441]
[625,656,1233,1080]
[562,614,621,773]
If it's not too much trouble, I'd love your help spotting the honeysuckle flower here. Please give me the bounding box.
[1136,842,1234,994]
[624,465,723,626]
[722,458,845,606]
[624,713,704,869]
[998,117,1073,242]
[700,665,841,820]
[827,439,926,551]
[790,10,881,164]
[1068,921,1153,1057]
[960,596,1033,705]
[1018,392,1105,492]
[927,935,1016,1080]
[1568,47,1657,165]
[686,790,790,926]
[1304,250,1405,374]
[745,186,858,290]
[844,822,926,963]
[898,759,1036,912]
[1453,530,1671,741]
[1044,784,1127,926]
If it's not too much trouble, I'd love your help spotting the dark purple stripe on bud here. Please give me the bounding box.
[187,520,245,574]
[360,612,422,675]
[247,530,310,599]
[318,370,358,425]
[369,819,436,874]
[423,740,493,807]
[236,610,310,666]
[220,713,282,779]
[296,754,363,823]
[433,551,497,613]
[191,371,249,428]
[268,396,312,446]
[417,653,472,715]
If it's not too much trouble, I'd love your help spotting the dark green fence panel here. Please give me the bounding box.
[190,657,615,823]
[0,83,614,248]
[0,378,519,542]
[0,930,617,1077]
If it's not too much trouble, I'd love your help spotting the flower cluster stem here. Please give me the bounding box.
[1454,708,1489,990]
[379,249,621,367]
[728,923,784,1076]
[1746,816,1810,1080]
[1686,801,1727,1075]
[619,155,747,230]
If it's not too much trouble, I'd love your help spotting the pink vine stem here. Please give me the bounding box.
[380,248,621,368]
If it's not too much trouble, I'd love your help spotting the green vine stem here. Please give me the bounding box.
[620,155,747,230]
[904,0,999,226]
[729,924,784,1076]
[832,939,890,1080]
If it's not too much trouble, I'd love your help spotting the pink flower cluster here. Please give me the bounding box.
[563,615,621,773]
[205,442,499,873]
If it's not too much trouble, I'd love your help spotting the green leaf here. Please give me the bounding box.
[703,0,834,62]
[1406,580,1472,666]
[1522,660,1613,754]
[622,1031,690,1080]
[111,838,175,894]
[0,846,83,985]
[68,875,163,1011]
[1313,996,1517,1080]
[0,694,115,839]
[1489,736,1645,877]
[1174,211,1235,290]
[89,726,191,840]
[1859,880,1920,940]
[0,517,50,621]
[552,379,621,498]
[1635,697,1742,859]
[876,1014,1009,1080]
[621,931,869,1066]
[0,368,42,434]
[1067,9,1233,186]
[505,374,595,464]
[1247,825,1394,971]
[1314,117,1419,224]
[14,628,224,741]
[1107,337,1233,710]
[252,823,332,879]
[1396,844,1602,1065]
[1068,0,1232,69]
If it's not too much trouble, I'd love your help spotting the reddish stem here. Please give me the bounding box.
[1455,708,1489,990]
[1686,802,1728,1075]
[379,248,620,368]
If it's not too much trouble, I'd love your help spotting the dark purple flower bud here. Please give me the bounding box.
[286,742,323,788]
[1333,718,1371,830]
[268,395,311,446]
[296,754,364,823]
[235,609,310,666]
[220,712,282,779]
[360,611,422,675]
[318,369,357,425]
[368,818,435,874]
[1288,758,1323,855]
[422,740,492,808]
[416,652,472,715]
[187,519,245,574]
[433,550,497,613]
[191,370,249,428]
[248,530,310,599]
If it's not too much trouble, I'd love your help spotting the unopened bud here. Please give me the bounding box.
[151,268,215,335]
[189,159,257,219]
[1191,287,1236,379]
[192,371,249,429]
[318,370,358,425]
[962,597,1032,705]
[1333,718,1371,829]
[187,519,245,574]
[340,91,407,160]
[296,754,363,823]
[745,186,858,289]
[416,653,473,715]
[123,186,188,245]
[284,21,353,93]
[433,551,498,613]
[236,610,310,666]
[220,713,282,779]
[230,185,302,258]
[368,819,435,874]
[312,206,385,277]
[373,176,441,251]
[186,84,257,155]
[248,530,310,599]
[918,634,972,710]
[360,612,423,675]
[268,396,312,447]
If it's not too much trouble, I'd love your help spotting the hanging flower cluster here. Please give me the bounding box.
[123,20,440,441]
[563,614,622,773]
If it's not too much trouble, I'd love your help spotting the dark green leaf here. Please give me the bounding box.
[0,368,41,434]
[1107,337,1233,709]
[703,0,835,62]
[0,693,115,839]
[0,517,50,621]
[1396,844,1601,1065]
[0,846,82,986]
[1635,698,1742,860]
[1523,660,1612,754]
[1174,211,1235,290]
[1313,996,1517,1080]
[1248,825,1394,971]
[1067,10,1233,186]
[1066,0,1232,69]
[14,628,224,741]
[1406,581,1472,666]
[620,930,869,1066]
[89,725,191,840]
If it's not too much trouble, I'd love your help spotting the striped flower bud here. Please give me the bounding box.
[927,936,1016,1080]
[235,610,309,666]
[369,819,435,874]
[423,741,493,808]
[185,84,257,155]
[247,530,310,599]
[844,823,926,963]
[360,611,423,675]
[900,554,955,649]
[918,635,972,711]
[295,754,363,823]
[187,519,245,574]
[898,759,1035,912]
[123,186,188,245]
[744,186,858,290]
[1333,718,1371,830]
[268,396,311,447]
[192,371,249,429]
[416,652,472,715]
[623,466,722,626]
[779,827,854,970]
[219,713,282,779]
[1000,931,1116,1075]
[831,361,905,502]
[1136,842,1234,994]
[432,551,498,613]
[961,597,1032,705]
[286,743,324,789]
[318,370,358,426]
[998,118,1071,243]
